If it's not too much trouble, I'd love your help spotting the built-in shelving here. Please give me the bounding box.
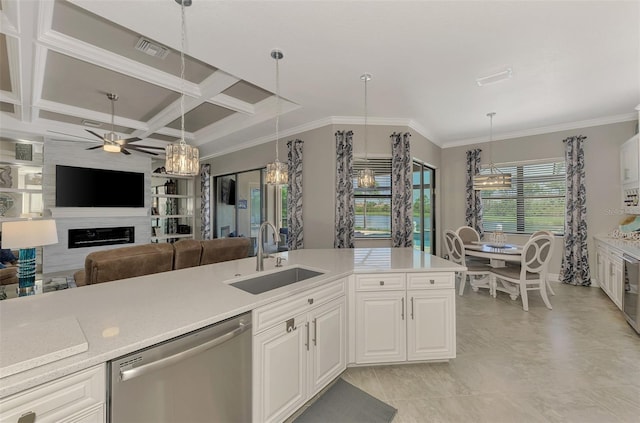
[150,170,196,243]
[0,139,44,222]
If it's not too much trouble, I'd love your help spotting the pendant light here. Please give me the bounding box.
[265,49,288,185]
[472,112,512,190]
[357,73,375,189]
[165,0,199,176]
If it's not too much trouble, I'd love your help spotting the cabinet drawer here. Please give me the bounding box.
[254,278,345,333]
[407,273,454,290]
[0,365,105,423]
[355,273,405,291]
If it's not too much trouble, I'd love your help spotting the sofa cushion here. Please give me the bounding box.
[84,243,174,285]
[0,249,17,264]
[0,266,17,286]
[200,238,251,265]
[173,239,202,270]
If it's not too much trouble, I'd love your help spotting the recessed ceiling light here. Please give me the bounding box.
[476,68,513,87]
[82,119,102,127]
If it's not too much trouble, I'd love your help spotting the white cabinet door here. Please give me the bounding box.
[620,135,639,186]
[355,290,406,364]
[407,290,456,361]
[611,256,624,309]
[309,297,346,396]
[253,314,308,423]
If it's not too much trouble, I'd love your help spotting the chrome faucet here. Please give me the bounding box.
[256,221,277,271]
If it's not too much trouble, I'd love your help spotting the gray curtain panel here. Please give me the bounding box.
[559,135,591,286]
[334,130,355,248]
[391,132,413,247]
[465,149,484,239]
[287,139,304,250]
[200,164,211,239]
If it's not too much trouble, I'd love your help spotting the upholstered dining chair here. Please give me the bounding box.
[490,233,554,311]
[444,229,492,296]
[456,225,490,265]
[530,230,556,296]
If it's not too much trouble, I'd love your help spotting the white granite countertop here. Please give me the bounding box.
[594,234,640,259]
[0,248,463,398]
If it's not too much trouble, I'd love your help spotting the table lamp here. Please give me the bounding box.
[1,219,58,296]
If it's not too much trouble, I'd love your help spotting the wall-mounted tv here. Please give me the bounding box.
[56,165,145,208]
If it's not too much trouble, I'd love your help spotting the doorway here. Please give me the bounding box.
[412,161,436,253]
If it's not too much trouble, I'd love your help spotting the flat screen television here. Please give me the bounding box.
[56,165,145,208]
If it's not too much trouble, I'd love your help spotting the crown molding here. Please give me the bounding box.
[443,112,639,148]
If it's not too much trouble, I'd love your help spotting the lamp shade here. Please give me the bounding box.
[1,219,58,249]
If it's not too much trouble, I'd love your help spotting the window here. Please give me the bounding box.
[353,158,392,238]
[480,160,566,234]
[412,161,436,253]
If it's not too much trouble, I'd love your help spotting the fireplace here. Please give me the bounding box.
[68,227,135,249]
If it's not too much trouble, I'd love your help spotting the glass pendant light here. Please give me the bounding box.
[473,112,512,190]
[265,49,288,185]
[357,73,375,189]
[165,0,199,176]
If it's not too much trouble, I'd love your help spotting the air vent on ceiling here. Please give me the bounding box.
[82,119,102,128]
[135,37,169,59]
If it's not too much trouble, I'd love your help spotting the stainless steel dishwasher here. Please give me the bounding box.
[108,312,252,423]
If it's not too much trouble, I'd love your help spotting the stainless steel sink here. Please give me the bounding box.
[230,267,325,294]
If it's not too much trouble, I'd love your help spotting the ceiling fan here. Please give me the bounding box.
[48,93,165,156]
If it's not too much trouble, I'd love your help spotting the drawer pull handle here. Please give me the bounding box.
[380,281,385,286]
[18,412,36,423]
[430,279,435,284]
[286,318,296,333]
[308,298,314,305]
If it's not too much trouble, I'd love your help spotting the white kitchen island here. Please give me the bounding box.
[0,248,464,422]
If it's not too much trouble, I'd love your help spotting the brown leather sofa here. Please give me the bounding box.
[0,249,19,287]
[74,237,251,286]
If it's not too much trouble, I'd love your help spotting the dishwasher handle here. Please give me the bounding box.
[120,320,252,382]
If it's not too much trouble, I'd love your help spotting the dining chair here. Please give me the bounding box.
[444,229,492,296]
[456,226,490,265]
[490,233,553,311]
[531,230,556,296]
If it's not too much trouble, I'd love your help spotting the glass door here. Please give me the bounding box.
[412,162,436,253]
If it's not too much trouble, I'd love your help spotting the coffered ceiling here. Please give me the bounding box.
[0,0,638,160]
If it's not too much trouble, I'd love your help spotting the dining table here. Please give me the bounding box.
[464,241,523,268]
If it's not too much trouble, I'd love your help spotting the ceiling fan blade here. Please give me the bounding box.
[126,146,159,156]
[47,130,98,142]
[126,144,166,150]
[86,145,103,150]
[85,129,106,140]
[122,137,142,143]
[121,148,132,155]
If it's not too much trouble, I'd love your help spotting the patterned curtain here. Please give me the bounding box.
[465,149,484,239]
[287,139,304,250]
[334,130,355,248]
[200,164,211,239]
[391,132,413,247]
[559,135,591,286]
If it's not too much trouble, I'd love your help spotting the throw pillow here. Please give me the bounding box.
[0,249,17,264]
[0,262,5,269]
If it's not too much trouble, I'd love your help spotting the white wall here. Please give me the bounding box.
[440,120,638,278]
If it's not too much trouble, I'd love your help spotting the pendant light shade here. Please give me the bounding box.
[357,73,375,189]
[266,49,288,186]
[473,112,512,190]
[165,0,199,176]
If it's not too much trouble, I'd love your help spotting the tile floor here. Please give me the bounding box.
[339,281,640,423]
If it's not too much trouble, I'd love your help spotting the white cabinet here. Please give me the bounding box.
[252,279,346,423]
[0,364,105,423]
[620,134,640,213]
[355,290,406,363]
[354,272,456,365]
[620,134,639,187]
[596,240,624,310]
[150,173,196,243]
